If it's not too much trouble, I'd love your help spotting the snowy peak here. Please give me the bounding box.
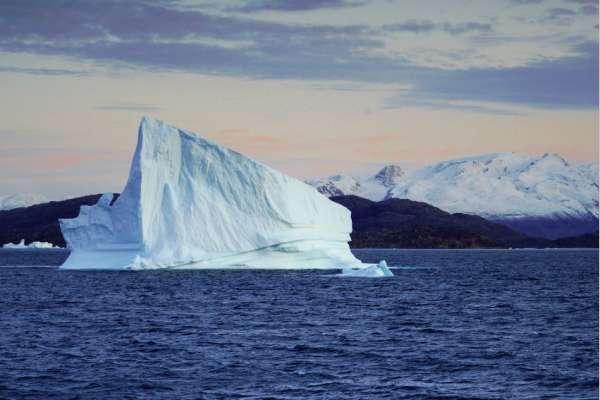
[577,162,599,185]
[540,152,569,166]
[0,194,48,211]
[374,165,404,187]
[308,174,361,197]
[307,153,599,223]
[395,152,598,219]
[423,153,529,179]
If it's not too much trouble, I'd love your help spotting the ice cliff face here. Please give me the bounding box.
[59,117,362,270]
[308,153,599,221]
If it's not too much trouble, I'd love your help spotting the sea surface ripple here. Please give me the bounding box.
[0,249,598,399]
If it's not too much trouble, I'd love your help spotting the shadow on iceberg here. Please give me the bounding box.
[59,117,390,275]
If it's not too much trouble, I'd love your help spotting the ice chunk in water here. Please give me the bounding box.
[340,260,394,277]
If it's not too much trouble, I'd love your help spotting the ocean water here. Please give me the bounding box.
[0,249,597,399]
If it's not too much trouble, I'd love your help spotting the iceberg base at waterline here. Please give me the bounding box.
[340,261,394,278]
[60,241,393,275]
[59,237,366,271]
[59,117,391,276]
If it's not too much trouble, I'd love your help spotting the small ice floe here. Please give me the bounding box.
[3,239,58,249]
[340,260,394,277]
[2,239,27,249]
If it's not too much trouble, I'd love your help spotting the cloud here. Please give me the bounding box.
[0,1,373,70]
[382,20,436,33]
[383,97,525,115]
[96,103,163,112]
[381,40,598,114]
[0,66,88,76]
[0,0,366,43]
[308,82,411,92]
[511,0,545,4]
[0,1,597,111]
[231,0,365,12]
[563,0,598,4]
[383,20,493,35]
[441,22,493,35]
[579,4,599,14]
[409,41,598,109]
[544,7,577,20]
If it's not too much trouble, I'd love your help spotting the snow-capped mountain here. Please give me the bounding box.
[0,194,48,211]
[373,164,405,187]
[307,153,599,239]
[577,162,599,184]
[306,164,405,201]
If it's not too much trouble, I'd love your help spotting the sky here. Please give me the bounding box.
[0,0,598,198]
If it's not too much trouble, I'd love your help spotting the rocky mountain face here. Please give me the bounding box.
[373,164,404,187]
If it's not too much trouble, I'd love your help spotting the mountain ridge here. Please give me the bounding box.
[329,195,597,249]
[308,152,599,239]
[0,193,50,211]
[330,195,535,248]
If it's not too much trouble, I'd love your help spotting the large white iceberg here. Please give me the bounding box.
[60,117,389,274]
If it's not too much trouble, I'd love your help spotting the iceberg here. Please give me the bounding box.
[60,117,389,274]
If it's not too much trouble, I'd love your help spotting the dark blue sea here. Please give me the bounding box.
[0,249,597,399]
